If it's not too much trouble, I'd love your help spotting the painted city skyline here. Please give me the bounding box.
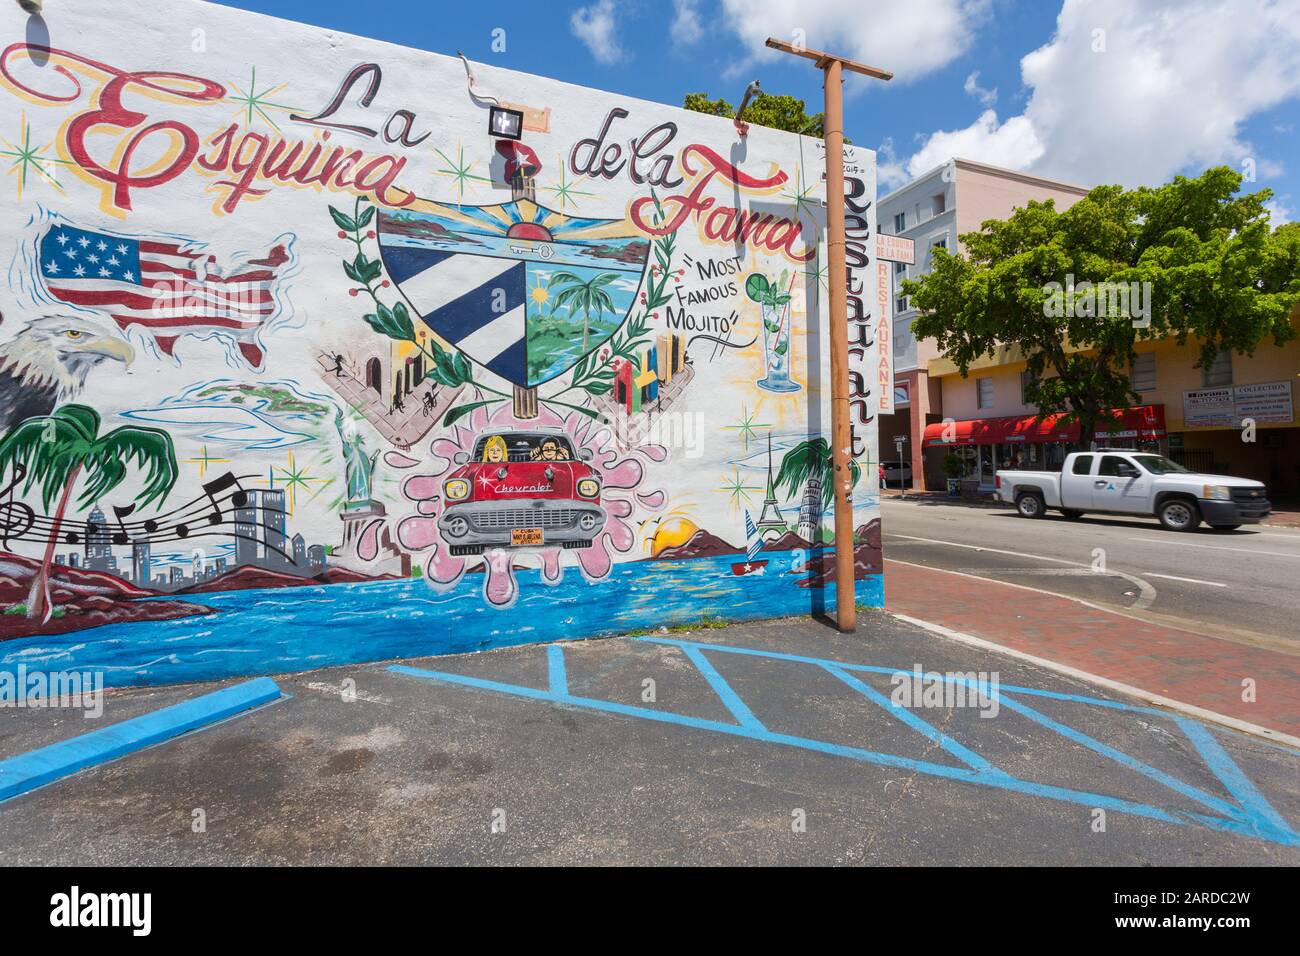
[54,493,328,592]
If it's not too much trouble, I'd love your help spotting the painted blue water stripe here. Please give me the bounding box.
[386,663,1284,840]
[1175,716,1297,840]
[547,644,569,697]
[0,677,283,803]
[677,644,765,732]
[989,687,1247,823]
[821,664,995,774]
[634,637,1175,719]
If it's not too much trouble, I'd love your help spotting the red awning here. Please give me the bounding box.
[922,405,1166,447]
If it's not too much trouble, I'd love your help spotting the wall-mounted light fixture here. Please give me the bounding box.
[732,80,763,136]
[17,0,43,14]
[488,106,524,141]
[735,80,762,127]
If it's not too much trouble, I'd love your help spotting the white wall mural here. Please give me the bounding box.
[0,0,880,686]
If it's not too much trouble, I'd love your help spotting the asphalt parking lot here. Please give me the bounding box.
[2,613,1297,865]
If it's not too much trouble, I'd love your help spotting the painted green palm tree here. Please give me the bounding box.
[547,271,618,353]
[0,404,178,623]
[774,437,862,516]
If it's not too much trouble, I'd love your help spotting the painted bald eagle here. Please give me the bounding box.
[0,313,135,435]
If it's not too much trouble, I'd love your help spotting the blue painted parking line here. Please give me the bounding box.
[390,638,1300,847]
[1175,716,1296,838]
[0,677,284,803]
[821,664,997,775]
[678,643,766,732]
[547,644,569,697]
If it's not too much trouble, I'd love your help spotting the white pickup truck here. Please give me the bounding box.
[995,450,1271,531]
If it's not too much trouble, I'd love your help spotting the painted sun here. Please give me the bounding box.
[650,517,699,557]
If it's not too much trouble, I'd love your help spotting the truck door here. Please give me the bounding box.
[1092,455,1149,513]
[1060,453,1095,508]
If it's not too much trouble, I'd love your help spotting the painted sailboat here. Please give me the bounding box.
[731,511,770,576]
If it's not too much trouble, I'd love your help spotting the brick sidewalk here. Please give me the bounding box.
[884,559,1300,739]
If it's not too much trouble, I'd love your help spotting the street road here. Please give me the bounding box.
[4,616,1297,864]
[881,497,1300,652]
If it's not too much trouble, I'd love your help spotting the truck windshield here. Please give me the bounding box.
[1132,455,1191,475]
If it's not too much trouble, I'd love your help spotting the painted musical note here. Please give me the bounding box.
[111,504,136,545]
[0,471,265,551]
[202,472,248,526]
[0,462,35,548]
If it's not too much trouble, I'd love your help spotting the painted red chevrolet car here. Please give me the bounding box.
[438,428,607,556]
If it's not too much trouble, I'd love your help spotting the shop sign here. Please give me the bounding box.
[1183,381,1293,427]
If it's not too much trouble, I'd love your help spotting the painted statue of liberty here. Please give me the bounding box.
[335,408,379,504]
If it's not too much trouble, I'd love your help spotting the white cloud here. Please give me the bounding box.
[1265,198,1294,225]
[876,137,910,191]
[895,0,1300,189]
[671,0,705,46]
[570,0,626,65]
[904,110,1043,179]
[717,0,991,84]
[963,70,997,107]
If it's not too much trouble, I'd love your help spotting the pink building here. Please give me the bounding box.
[877,159,1090,489]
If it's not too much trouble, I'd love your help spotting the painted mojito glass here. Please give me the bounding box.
[747,273,800,394]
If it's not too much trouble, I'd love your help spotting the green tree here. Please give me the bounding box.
[774,437,862,516]
[683,91,841,139]
[0,405,177,623]
[904,167,1300,447]
[547,271,618,352]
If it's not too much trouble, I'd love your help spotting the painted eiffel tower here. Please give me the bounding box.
[755,434,787,539]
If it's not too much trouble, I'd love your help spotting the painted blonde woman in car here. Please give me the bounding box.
[483,435,509,463]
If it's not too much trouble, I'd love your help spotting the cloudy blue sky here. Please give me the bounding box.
[225,0,1300,221]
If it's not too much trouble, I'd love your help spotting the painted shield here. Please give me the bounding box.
[377,200,650,388]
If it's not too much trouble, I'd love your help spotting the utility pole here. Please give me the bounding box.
[765,38,892,633]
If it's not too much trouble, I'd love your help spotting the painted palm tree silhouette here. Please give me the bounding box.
[547,271,618,353]
[0,404,177,623]
[774,437,862,517]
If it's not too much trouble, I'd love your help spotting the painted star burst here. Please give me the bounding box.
[542,153,595,215]
[183,445,231,478]
[0,113,73,198]
[723,404,771,452]
[274,451,327,514]
[717,465,763,513]
[227,66,301,131]
[782,164,822,224]
[434,142,491,206]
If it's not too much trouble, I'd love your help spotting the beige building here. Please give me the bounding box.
[879,158,1299,499]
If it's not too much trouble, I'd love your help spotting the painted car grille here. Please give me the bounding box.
[472,508,581,530]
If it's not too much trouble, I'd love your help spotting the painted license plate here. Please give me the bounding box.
[511,528,544,547]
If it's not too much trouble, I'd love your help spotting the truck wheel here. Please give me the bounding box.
[1158,498,1200,532]
[1060,509,1084,520]
[1015,492,1045,519]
